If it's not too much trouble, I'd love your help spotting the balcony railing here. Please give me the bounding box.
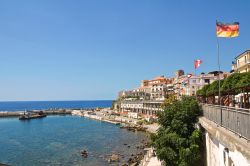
[237,60,250,68]
[201,104,250,141]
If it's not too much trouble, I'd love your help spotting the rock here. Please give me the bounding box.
[121,164,128,166]
[109,154,120,162]
[80,150,88,158]
[128,158,133,164]
[130,163,137,166]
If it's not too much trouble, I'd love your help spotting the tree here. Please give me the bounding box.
[161,94,177,108]
[236,72,250,88]
[206,80,224,96]
[151,96,203,166]
[221,73,242,92]
[196,84,210,96]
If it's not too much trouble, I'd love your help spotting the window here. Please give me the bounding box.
[204,79,210,84]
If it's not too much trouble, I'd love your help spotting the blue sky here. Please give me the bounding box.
[0,0,249,101]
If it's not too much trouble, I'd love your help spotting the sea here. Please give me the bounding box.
[0,101,148,166]
[0,100,113,112]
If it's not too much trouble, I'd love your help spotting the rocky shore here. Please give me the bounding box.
[71,109,160,166]
[91,138,149,166]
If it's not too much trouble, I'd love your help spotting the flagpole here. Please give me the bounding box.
[194,60,197,75]
[216,37,221,103]
[216,22,222,125]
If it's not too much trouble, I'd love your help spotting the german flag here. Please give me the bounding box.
[216,22,239,38]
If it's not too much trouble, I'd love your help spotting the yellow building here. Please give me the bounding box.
[232,50,250,73]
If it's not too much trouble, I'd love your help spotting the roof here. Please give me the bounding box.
[235,50,250,59]
[154,76,166,80]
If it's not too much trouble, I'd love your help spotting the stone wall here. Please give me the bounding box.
[199,117,250,166]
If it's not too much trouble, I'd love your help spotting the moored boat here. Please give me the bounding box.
[19,111,47,120]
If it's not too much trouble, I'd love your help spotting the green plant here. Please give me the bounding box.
[151,96,203,166]
[196,84,210,96]
[161,94,177,108]
[221,73,242,92]
[236,72,250,88]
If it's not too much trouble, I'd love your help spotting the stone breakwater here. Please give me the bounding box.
[0,109,73,117]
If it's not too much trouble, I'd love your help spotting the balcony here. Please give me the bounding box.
[236,60,250,69]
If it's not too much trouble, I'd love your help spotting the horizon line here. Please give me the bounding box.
[0,99,114,102]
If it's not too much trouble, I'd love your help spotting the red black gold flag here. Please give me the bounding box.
[216,22,239,38]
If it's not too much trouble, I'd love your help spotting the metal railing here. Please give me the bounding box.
[201,104,250,141]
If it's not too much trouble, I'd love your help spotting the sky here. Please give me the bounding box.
[0,0,249,101]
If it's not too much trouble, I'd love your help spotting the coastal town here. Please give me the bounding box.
[0,46,249,166]
[113,50,250,120]
[1,50,249,166]
[1,1,250,166]
[73,49,250,166]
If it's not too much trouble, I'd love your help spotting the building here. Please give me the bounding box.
[175,69,185,78]
[173,70,229,97]
[116,75,173,116]
[118,90,150,100]
[140,76,173,101]
[232,50,250,73]
[184,72,226,96]
[119,100,163,116]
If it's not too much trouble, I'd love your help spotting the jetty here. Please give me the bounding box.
[19,111,47,120]
[0,109,72,118]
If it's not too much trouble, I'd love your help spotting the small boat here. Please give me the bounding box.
[19,111,47,120]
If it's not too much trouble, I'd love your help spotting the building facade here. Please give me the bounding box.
[119,100,163,116]
[173,70,229,97]
[232,50,250,73]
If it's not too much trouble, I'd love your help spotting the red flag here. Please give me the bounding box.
[194,60,202,69]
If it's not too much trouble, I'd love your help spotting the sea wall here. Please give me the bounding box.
[0,109,72,117]
[199,117,250,166]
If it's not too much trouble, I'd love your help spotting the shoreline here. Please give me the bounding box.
[71,109,161,166]
[0,108,161,166]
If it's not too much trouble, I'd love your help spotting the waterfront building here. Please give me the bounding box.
[141,76,173,101]
[118,90,150,100]
[119,76,173,101]
[184,72,227,96]
[116,75,173,116]
[173,70,229,97]
[232,50,250,73]
[119,100,163,116]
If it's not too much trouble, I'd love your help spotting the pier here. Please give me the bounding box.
[0,109,73,118]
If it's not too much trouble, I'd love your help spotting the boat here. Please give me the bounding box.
[19,111,47,120]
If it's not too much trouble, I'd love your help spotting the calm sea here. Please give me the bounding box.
[0,100,148,166]
[0,115,147,166]
[0,100,112,111]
